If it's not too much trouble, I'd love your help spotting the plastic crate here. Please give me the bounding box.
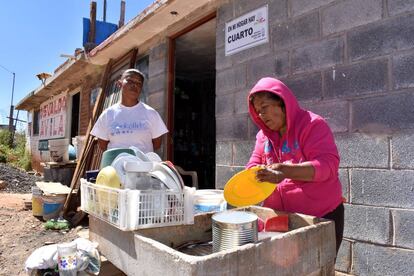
[80,179,194,231]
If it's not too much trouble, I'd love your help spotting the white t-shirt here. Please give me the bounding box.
[91,102,168,153]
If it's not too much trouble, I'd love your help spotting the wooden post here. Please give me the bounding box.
[119,0,125,28]
[88,1,97,44]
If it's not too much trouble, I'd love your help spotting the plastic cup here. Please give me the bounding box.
[57,242,78,276]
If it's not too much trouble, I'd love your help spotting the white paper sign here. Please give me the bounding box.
[225,5,269,56]
[39,93,67,139]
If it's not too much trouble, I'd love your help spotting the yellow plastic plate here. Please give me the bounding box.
[224,167,276,207]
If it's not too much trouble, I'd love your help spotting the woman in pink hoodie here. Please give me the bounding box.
[247,77,344,253]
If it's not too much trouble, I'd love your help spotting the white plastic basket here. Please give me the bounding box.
[80,179,194,231]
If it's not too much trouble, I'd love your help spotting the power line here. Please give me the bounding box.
[0,64,14,74]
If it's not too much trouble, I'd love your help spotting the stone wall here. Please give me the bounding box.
[215,0,414,275]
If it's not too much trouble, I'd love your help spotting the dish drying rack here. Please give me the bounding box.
[80,179,194,231]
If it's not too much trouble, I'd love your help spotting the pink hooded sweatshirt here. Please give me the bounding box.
[247,78,342,217]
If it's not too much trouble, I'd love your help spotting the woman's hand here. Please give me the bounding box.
[256,162,316,183]
[256,164,286,184]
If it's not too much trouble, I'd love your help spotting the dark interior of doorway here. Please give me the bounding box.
[173,19,216,189]
[70,93,80,139]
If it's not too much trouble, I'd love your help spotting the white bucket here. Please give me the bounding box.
[193,189,227,214]
[72,135,86,159]
[49,138,69,162]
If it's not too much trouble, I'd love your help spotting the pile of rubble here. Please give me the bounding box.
[0,163,42,193]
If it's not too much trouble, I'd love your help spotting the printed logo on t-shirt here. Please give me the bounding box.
[110,121,149,136]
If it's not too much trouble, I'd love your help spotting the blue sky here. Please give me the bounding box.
[0,0,154,130]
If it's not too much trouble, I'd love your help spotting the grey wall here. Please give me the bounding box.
[148,42,169,159]
[216,0,414,275]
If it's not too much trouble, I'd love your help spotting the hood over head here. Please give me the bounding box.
[248,77,301,137]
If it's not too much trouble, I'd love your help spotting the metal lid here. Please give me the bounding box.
[212,211,257,224]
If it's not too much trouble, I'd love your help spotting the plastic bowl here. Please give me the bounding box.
[100,148,135,169]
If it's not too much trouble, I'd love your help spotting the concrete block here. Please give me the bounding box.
[234,88,249,115]
[352,242,414,276]
[148,74,166,94]
[322,0,382,35]
[392,132,414,169]
[233,140,256,166]
[291,0,336,17]
[234,0,288,22]
[149,42,167,60]
[216,46,233,71]
[348,14,414,61]
[292,38,344,74]
[393,52,414,89]
[392,209,414,249]
[248,118,260,140]
[147,91,165,110]
[216,23,226,49]
[275,51,290,77]
[216,93,235,117]
[302,100,349,133]
[273,12,319,50]
[148,57,166,78]
[343,204,391,244]
[338,169,349,202]
[268,0,289,25]
[234,0,268,16]
[388,0,414,16]
[324,59,388,99]
[217,1,234,26]
[216,65,247,95]
[43,166,75,187]
[335,133,389,168]
[247,54,277,86]
[231,42,271,66]
[283,72,322,101]
[335,239,351,273]
[352,91,414,132]
[351,169,414,208]
[215,165,244,189]
[216,114,249,141]
[216,141,233,165]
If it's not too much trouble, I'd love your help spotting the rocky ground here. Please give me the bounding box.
[0,163,43,193]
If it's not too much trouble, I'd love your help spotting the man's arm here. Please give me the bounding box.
[152,136,163,151]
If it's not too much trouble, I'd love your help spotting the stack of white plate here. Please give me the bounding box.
[110,147,184,192]
[212,211,258,253]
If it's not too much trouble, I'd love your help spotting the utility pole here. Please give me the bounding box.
[103,0,107,22]
[8,72,15,133]
[0,64,16,147]
[119,0,125,28]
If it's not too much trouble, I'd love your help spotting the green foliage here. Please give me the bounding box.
[0,129,12,146]
[0,129,32,170]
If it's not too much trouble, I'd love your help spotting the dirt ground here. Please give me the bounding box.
[0,162,81,275]
[0,193,80,275]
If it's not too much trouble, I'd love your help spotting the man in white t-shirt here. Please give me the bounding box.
[91,69,168,153]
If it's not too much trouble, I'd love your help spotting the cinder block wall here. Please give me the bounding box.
[148,42,169,159]
[215,0,414,275]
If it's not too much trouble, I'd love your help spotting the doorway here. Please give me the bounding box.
[70,92,80,139]
[171,18,216,189]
